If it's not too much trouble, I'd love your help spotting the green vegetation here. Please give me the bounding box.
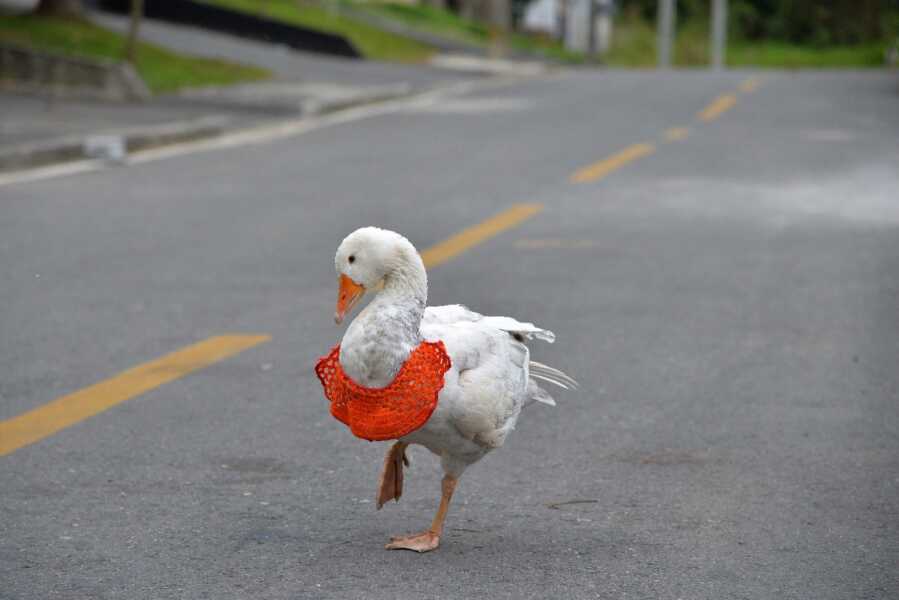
[204,0,583,64]
[0,14,269,93]
[344,0,892,67]
[618,0,898,46]
[356,1,488,47]
[600,12,657,67]
[347,1,585,63]
[199,0,434,62]
[507,31,587,63]
[603,6,892,68]
[604,0,896,67]
[728,42,887,68]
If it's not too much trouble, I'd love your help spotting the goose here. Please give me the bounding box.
[315,227,576,552]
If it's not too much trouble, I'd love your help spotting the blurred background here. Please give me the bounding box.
[1,0,898,97]
[2,0,897,161]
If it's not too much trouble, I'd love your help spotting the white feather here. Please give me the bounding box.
[334,230,575,478]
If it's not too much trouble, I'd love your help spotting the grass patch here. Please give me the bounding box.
[603,12,888,68]
[348,1,585,63]
[200,0,434,62]
[352,1,489,47]
[508,30,587,63]
[728,42,886,68]
[0,14,269,93]
[600,13,657,67]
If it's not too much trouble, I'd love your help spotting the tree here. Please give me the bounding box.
[36,0,83,17]
[124,0,144,64]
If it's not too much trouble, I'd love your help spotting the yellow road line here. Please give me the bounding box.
[0,335,270,457]
[570,143,656,184]
[739,77,761,93]
[698,93,738,122]
[665,127,690,142]
[2,203,544,456]
[420,203,544,268]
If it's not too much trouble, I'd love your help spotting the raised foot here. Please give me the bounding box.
[377,442,409,509]
[385,531,440,553]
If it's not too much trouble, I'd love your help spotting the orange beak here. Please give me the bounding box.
[335,273,365,324]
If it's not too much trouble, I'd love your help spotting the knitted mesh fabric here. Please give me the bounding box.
[314,341,452,441]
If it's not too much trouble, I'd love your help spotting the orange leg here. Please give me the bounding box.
[385,475,457,553]
[376,442,409,509]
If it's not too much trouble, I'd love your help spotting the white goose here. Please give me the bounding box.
[317,227,576,552]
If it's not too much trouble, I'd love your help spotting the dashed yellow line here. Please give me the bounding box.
[665,127,690,142]
[420,203,544,268]
[2,76,765,458]
[570,143,656,184]
[0,335,270,456]
[698,93,738,122]
[1,204,546,457]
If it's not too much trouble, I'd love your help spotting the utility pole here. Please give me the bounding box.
[657,0,675,68]
[710,0,727,69]
[587,0,597,58]
[557,0,568,50]
[596,0,614,56]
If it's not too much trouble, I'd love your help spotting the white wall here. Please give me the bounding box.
[524,0,614,54]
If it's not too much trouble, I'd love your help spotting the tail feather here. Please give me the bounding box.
[482,316,556,343]
[529,360,579,391]
[527,379,557,407]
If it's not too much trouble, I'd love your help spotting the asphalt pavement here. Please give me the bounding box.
[1,69,898,599]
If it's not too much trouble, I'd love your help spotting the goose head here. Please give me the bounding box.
[333,227,427,324]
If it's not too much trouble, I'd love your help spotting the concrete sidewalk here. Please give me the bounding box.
[0,17,466,173]
[0,92,228,171]
[0,9,555,174]
[0,78,419,172]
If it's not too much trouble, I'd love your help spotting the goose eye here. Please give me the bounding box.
[348,255,356,264]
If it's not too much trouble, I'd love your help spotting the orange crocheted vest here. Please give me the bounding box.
[314,341,452,442]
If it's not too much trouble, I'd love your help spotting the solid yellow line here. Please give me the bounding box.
[698,93,738,122]
[420,203,544,268]
[570,143,656,184]
[665,127,690,142]
[0,335,270,457]
[739,77,761,93]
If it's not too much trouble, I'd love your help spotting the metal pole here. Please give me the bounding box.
[597,0,613,56]
[711,0,727,69]
[657,0,675,68]
[588,0,597,58]
[557,0,568,49]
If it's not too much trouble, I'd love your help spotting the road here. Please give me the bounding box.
[2,69,898,599]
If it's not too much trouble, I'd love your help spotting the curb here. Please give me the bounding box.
[301,84,413,116]
[174,82,414,116]
[0,116,230,173]
[0,85,416,174]
[429,54,549,77]
[0,72,547,176]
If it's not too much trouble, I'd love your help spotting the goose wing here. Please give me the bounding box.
[419,305,576,448]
